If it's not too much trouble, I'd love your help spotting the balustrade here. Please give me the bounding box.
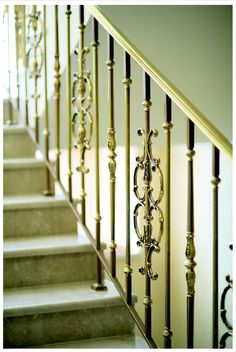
[4,4,233,349]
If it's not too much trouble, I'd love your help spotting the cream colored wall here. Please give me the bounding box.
[100,5,232,142]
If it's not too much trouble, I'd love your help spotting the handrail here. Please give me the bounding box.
[87,5,232,160]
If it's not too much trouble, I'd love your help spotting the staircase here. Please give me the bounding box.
[3,114,146,348]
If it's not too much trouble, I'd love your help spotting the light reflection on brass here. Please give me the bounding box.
[54,5,61,181]
[65,5,73,202]
[133,76,163,338]
[72,6,93,225]
[185,119,196,348]
[27,5,43,143]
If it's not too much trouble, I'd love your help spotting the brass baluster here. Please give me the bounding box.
[5,5,13,124]
[42,6,53,196]
[162,95,173,347]
[23,6,29,126]
[27,5,43,143]
[123,51,133,304]
[54,5,61,181]
[91,18,107,291]
[66,5,73,202]
[185,118,196,348]
[107,34,117,277]
[72,5,92,224]
[212,146,221,348]
[133,71,164,339]
[14,6,20,112]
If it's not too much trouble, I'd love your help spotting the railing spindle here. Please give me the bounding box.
[185,118,196,348]
[212,145,220,348]
[78,5,86,224]
[134,71,164,340]
[107,34,117,277]
[43,6,53,196]
[66,5,73,202]
[54,5,61,181]
[163,95,173,347]
[14,6,20,112]
[123,51,133,304]
[27,5,43,143]
[6,5,13,124]
[91,18,107,291]
[144,72,152,338]
[23,6,29,126]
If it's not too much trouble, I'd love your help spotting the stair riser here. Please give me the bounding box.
[4,305,134,348]
[4,134,36,159]
[4,167,54,196]
[4,252,98,288]
[4,207,77,238]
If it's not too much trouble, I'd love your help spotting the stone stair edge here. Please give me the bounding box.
[4,233,106,258]
[3,194,80,210]
[4,280,138,318]
[36,334,149,349]
[3,158,46,169]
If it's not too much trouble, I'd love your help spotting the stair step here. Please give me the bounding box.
[4,233,104,288]
[3,195,78,238]
[37,334,149,349]
[4,280,136,348]
[3,158,54,196]
[3,125,36,159]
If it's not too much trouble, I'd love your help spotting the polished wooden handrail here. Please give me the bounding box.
[87,5,232,160]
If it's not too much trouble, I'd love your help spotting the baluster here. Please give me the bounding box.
[54,5,61,181]
[107,34,117,277]
[134,71,164,339]
[212,145,221,347]
[91,18,107,291]
[14,6,20,112]
[162,95,173,347]
[185,118,196,348]
[72,5,92,224]
[27,5,43,143]
[143,72,152,338]
[23,6,29,126]
[43,5,53,196]
[123,51,133,304]
[66,5,73,202]
[5,5,13,124]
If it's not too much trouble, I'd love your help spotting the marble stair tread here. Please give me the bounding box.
[3,158,46,169]
[38,334,149,349]
[3,194,78,210]
[4,233,103,258]
[4,280,137,317]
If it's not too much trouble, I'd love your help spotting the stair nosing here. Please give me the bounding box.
[3,158,46,170]
[3,195,78,210]
[4,234,106,258]
[4,280,134,318]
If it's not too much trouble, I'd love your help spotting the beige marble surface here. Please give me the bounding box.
[4,197,77,237]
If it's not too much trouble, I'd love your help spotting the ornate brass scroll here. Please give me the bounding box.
[219,245,233,348]
[72,5,92,224]
[27,5,43,142]
[134,127,164,279]
[134,73,163,337]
